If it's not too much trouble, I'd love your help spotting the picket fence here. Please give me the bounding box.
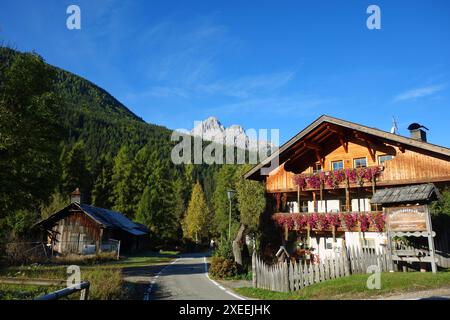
[252,247,392,292]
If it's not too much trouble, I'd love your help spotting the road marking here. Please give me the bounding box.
[144,257,180,300]
[203,256,246,300]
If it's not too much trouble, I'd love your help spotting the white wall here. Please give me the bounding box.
[307,200,340,213]
[310,236,344,260]
[351,198,371,212]
[344,232,387,251]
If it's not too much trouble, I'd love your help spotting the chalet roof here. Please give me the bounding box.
[245,115,450,180]
[370,183,442,205]
[36,203,149,236]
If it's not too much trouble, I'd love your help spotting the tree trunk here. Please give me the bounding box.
[232,223,247,267]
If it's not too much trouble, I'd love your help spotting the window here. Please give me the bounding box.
[312,163,322,173]
[331,160,344,171]
[353,157,367,168]
[325,239,333,250]
[378,154,393,165]
[363,239,376,251]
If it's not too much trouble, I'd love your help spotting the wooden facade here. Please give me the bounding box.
[245,115,450,266]
[37,202,150,255]
[266,143,450,193]
[52,210,103,254]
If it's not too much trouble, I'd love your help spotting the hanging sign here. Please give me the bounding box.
[385,205,428,232]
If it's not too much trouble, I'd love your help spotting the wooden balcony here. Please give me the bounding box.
[266,147,450,193]
[272,211,385,233]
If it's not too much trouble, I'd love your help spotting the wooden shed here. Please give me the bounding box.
[36,199,150,255]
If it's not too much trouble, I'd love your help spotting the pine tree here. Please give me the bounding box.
[0,50,63,224]
[213,165,239,238]
[61,140,92,200]
[110,146,135,218]
[183,182,210,243]
[92,154,113,208]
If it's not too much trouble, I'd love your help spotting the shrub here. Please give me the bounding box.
[213,240,233,260]
[52,252,117,265]
[209,256,238,279]
[3,242,48,265]
[83,268,123,300]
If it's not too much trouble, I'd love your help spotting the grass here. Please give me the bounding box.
[235,271,450,300]
[0,250,178,300]
[0,284,61,300]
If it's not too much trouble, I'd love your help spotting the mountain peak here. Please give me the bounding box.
[191,117,273,152]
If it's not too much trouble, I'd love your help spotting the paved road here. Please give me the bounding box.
[147,253,244,300]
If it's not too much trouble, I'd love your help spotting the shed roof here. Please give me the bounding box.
[79,204,149,236]
[36,203,149,236]
[370,183,441,205]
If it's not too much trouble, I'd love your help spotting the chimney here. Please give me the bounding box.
[70,188,82,204]
[410,129,427,142]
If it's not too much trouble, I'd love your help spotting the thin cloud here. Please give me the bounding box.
[394,84,447,102]
[196,71,295,99]
[207,95,332,116]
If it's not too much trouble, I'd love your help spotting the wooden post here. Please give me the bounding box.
[313,191,318,212]
[252,252,257,288]
[297,185,300,212]
[80,287,89,300]
[345,179,350,212]
[307,225,311,248]
[385,208,395,272]
[425,206,437,273]
[319,183,323,207]
[371,175,376,195]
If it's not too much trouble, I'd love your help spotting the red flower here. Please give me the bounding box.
[369,211,385,231]
[292,213,308,229]
[306,175,322,189]
[358,213,370,232]
[326,214,341,228]
[308,213,319,229]
[317,214,330,230]
[339,213,358,231]
[292,175,307,189]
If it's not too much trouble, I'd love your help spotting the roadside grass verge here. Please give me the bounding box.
[0,250,178,300]
[235,271,450,300]
[0,284,61,300]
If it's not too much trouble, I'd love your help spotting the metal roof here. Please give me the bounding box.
[78,204,149,235]
[35,203,149,236]
[370,183,441,205]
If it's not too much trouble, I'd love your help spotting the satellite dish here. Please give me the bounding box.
[407,123,429,131]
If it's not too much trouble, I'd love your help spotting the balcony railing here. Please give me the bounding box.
[272,211,385,233]
[292,166,384,191]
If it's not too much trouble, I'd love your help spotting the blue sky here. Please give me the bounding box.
[1,0,450,146]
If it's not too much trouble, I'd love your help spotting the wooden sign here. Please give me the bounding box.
[385,205,428,232]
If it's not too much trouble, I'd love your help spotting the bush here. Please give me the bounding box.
[209,256,238,279]
[213,240,233,260]
[3,242,48,265]
[83,268,123,300]
[52,252,117,265]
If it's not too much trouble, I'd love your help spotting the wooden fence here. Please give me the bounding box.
[252,247,392,292]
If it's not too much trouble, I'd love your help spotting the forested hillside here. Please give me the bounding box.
[0,47,266,255]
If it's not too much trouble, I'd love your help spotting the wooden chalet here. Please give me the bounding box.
[245,115,450,264]
[36,189,150,255]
